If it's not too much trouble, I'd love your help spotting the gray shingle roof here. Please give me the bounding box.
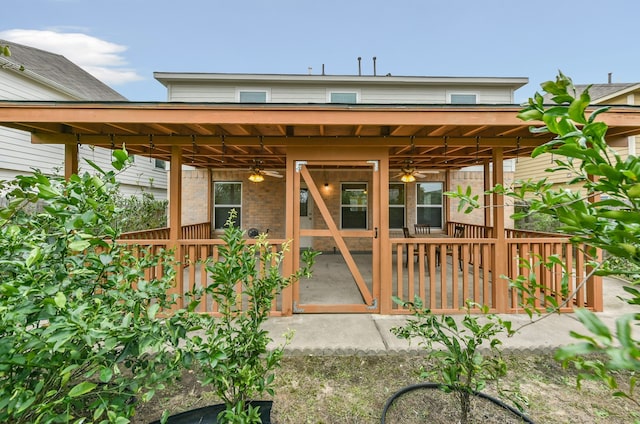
[543,82,640,104]
[0,39,127,101]
[574,83,639,103]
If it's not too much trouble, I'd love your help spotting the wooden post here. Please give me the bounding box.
[281,153,297,316]
[483,161,492,237]
[168,145,183,308]
[64,144,78,180]
[492,148,508,312]
[587,174,603,311]
[169,145,182,241]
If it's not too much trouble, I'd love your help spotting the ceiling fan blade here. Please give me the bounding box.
[263,170,283,178]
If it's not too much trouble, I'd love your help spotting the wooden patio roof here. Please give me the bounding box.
[1,101,640,170]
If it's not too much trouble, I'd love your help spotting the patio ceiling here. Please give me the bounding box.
[2,101,640,170]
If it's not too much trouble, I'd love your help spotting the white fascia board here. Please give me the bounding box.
[154,72,529,89]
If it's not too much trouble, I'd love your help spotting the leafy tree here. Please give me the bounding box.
[454,72,640,406]
[0,150,192,423]
[185,210,318,423]
[391,298,524,424]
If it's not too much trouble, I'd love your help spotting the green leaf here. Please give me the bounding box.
[37,184,61,199]
[69,240,91,251]
[68,381,97,398]
[147,303,160,320]
[575,308,612,341]
[25,246,42,267]
[567,92,589,124]
[99,366,113,383]
[54,292,66,309]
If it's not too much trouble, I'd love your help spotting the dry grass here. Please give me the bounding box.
[133,353,639,424]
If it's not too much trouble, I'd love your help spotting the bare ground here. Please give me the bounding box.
[132,353,639,424]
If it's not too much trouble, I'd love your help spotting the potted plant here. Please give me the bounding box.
[159,210,317,424]
[387,297,533,424]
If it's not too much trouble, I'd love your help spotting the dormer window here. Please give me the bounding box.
[449,93,477,104]
[329,91,358,103]
[238,90,268,103]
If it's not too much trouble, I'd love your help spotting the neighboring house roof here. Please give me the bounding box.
[575,83,640,104]
[544,83,640,104]
[0,39,127,101]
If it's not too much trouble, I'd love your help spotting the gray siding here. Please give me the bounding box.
[0,68,167,198]
[165,80,516,104]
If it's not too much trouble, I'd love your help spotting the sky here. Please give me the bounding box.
[2,0,639,103]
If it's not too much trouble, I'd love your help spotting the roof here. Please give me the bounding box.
[155,72,529,89]
[574,83,640,104]
[0,40,127,101]
[2,101,640,171]
[544,83,640,105]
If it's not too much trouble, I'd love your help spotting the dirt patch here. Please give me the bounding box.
[132,353,638,423]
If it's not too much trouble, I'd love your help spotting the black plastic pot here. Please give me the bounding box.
[149,401,272,424]
[381,383,534,423]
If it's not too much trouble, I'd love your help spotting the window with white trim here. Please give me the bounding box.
[214,182,242,229]
[341,183,368,229]
[449,94,477,104]
[389,183,405,229]
[329,92,358,103]
[154,159,166,169]
[416,182,443,228]
[239,90,267,103]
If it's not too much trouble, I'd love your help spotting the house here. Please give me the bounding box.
[0,40,167,199]
[2,71,639,315]
[514,81,640,191]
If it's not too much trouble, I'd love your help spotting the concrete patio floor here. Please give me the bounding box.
[265,269,635,355]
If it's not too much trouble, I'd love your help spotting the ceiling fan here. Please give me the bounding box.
[248,164,283,182]
[394,161,439,182]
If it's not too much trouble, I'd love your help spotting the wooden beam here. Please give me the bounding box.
[31,133,549,148]
[64,143,78,180]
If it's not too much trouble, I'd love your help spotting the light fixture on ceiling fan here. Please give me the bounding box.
[247,162,283,183]
[394,161,439,182]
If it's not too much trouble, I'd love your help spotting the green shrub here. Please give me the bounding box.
[0,151,190,423]
[114,192,168,232]
[185,210,318,423]
[391,298,523,424]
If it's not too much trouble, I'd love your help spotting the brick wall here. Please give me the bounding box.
[184,167,513,248]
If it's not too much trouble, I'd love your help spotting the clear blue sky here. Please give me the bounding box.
[3,0,639,103]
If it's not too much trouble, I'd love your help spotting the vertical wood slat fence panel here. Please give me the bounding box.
[390,238,497,314]
[116,238,289,316]
[506,238,595,313]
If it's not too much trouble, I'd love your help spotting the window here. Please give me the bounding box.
[450,94,477,104]
[154,159,166,169]
[239,90,267,103]
[214,182,242,229]
[330,92,358,103]
[416,182,443,228]
[341,183,368,229]
[389,183,405,229]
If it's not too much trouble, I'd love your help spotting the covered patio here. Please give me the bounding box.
[2,101,640,315]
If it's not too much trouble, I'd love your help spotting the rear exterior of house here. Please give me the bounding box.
[0,40,167,199]
[3,70,629,315]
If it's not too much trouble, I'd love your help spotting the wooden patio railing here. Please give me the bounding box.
[388,222,601,314]
[119,222,211,240]
[117,238,290,316]
[117,220,602,316]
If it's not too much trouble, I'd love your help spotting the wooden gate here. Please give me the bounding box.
[291,158,382,313]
